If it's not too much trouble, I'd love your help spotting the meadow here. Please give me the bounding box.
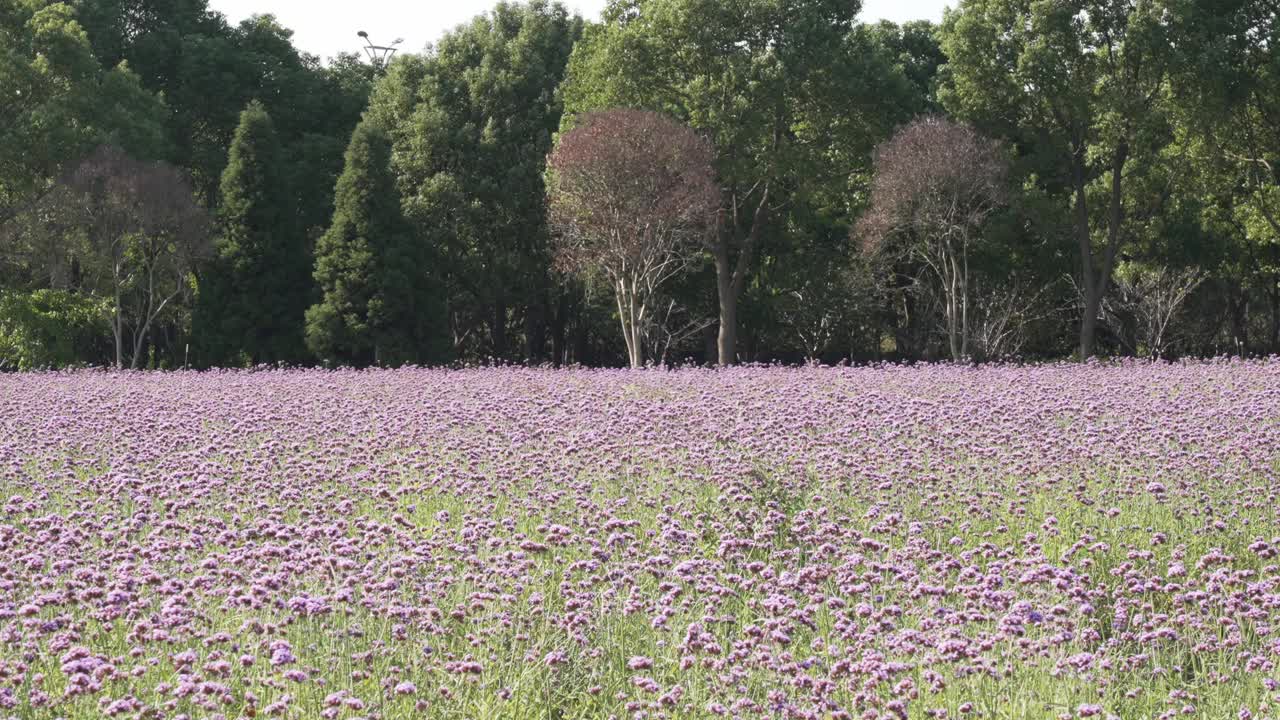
[1,362,1278,720]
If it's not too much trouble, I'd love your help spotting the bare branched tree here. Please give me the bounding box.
[650,297,713,367]
[1103,265,1205,359]
[857,117,1008,361]
[779,266,874,364]
[547,109,719,368]
[785,287,842,364]
[969,282,1060,361]
[61,146,212,369]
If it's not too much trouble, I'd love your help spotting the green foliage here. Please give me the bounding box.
[0,289,110,369]
[939,0,1171,185]
[939,0,1175,357]
[559,0,920,363]
[561,0,914,204]
[306,121,448,367]
[194,101,309,367]
[74,0,372,223]
[368,0,583,360]
[1157,0,1279,352]
[870,20,946,114]
[0,2,166,221]
[1,0,1278,367]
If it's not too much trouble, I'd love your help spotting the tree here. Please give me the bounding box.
[560,0,914,365]
[547,109,719,368]
[1102,263,1204,358]
[871,20,947,114]
[76,0,373,242]
[1,2,98,225]
[368,1,583,361]
[3,2,370,369]
[289,53,378,242]
[0,2,167,228]
[306,120,447,367]
[0,289,112,370]
[940,0,1172,358]
[58,146,211,369]
[194,101,308,366]
[4,143,214,369]
[857,117,1008,360]
[1160,0,1279,353]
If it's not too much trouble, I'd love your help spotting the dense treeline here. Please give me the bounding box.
[1,0,372,368]
[0,0,1276,369]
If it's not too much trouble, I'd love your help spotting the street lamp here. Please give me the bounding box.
[358,30,402,70]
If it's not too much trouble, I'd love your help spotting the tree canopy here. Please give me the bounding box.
[559,0,918,364]
[306,120,448,367]
[194,101,308,366]
[548,109,719,368]
[1,0,1277,369]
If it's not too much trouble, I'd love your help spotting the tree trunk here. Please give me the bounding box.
[1080,292,1102,360]
[1073,142,1128,359]
[703,324,718,366]
[630,289,644,369]
[131,331,144,371]
[960,248,970,359]
[551,288,570,368]
[714,245,738,367]
[114,286,124,371]
[616,280,643,369]
[894,287,917,360]
[1269,283,1280,353]
[131,261,153,370]
[711,185,770,366]
[631,325,643,369]
[492,292,507,360]
[1227,282,1248,356]
[130,333,149,371]
[945,254,961,361]
[1072,149,1098,360]
[525,292,547,364]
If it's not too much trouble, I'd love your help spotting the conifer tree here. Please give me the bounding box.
[195,101,310,366]
[306,120,447,366]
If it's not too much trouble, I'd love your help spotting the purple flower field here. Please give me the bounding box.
[1,362,1279,720]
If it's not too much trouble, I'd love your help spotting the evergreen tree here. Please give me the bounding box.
[194,101,309,366]
[306,120,447,366]
[366,1,583,362]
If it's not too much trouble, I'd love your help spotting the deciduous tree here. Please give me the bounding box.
[560,0,914,365]
[857,117,1008,360]
[940,0,1172,358]
[368,1,582,361]
[0,2,166,229]
[547,109,719,368]
[1161,0,1279,353]
[58,145,210,369]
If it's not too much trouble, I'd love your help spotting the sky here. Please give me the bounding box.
[207,0,951,62]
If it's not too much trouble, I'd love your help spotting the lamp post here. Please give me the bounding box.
[357,31,402,72]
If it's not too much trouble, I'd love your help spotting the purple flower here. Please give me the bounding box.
[627,656,653,670]
[269,640,296,667]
